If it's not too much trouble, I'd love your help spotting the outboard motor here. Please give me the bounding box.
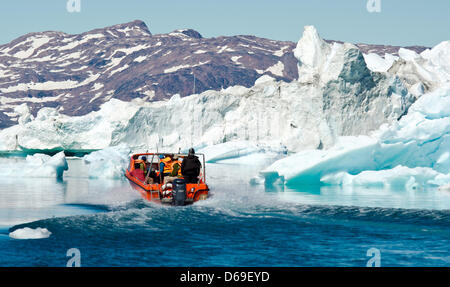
[172,178,187,206]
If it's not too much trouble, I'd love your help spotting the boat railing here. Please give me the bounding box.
[130,152,207,183]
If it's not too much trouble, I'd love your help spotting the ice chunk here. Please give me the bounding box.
[15,103,34,125]
[398,48,420,61]
[9,227,51,239]
[363,53,398,72]
[82,143,131,179]
[389,41,450,91]
[0,151,68,179]
[321,166,450,191]
[259,136,378,185]
[199,141,263,163]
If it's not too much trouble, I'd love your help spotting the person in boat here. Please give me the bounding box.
[181,148,202,184]
[172,156,183,177]
[163,155,183,184]
[159,154,174,184]
[146,166,159,184]
[134,156,147,173]
[140,156,147,171]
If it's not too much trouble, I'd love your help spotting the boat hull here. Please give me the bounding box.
[125,170,209,205]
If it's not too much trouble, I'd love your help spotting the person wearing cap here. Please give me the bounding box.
[140,156,147,172]
[159,154,175,184]
[181,148,202,183]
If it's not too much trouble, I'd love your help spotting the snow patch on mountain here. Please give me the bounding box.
[13,36,51,59]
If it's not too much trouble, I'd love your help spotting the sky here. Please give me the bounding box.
[0,0,448,47]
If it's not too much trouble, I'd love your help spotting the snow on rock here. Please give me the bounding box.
[82,143,131,179]
[9,227,51,240]
[258,83,450,187]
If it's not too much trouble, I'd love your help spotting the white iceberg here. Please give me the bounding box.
[258,83,450,188]
[9,227,52,239]
[0,99,139,152]
[0,151,68,179]
[82,143,131,179]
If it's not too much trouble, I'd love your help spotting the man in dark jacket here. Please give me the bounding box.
[181,148,202,183]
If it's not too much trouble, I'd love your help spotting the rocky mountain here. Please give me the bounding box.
[0,20,428,129]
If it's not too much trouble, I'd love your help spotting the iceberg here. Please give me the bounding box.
[9,227,51,240]
[258,83,450,188]
[81,143,131,179]
[0,99,139,152]
[0,151,68,179]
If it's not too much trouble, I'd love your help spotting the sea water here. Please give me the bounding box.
[0,157,449,266]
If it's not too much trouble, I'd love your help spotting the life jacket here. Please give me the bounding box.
[160,157,173,174]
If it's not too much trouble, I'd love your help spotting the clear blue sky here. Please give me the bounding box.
[0,0,448,47]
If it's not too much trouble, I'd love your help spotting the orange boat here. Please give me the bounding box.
[125,152,209,205]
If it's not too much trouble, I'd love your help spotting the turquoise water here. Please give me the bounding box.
[0,158,449,266]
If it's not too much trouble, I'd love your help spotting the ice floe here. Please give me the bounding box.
[9,227,51,239]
